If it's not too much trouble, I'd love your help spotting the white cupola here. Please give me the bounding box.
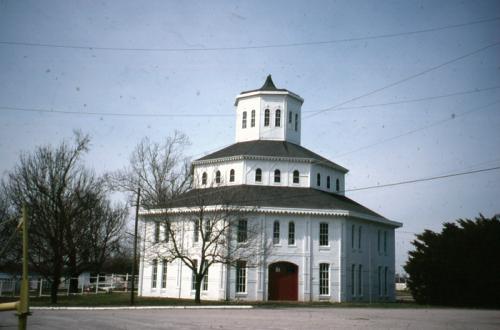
[234,75,304,145]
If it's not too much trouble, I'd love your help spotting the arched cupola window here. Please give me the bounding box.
[317,173,321,186]
[230,169,235,182]
[264,109,270,127]
[251,110,256,127]
[255,168,262,182]
[295,113,299,131]
[274,169,281,183]
[242,111,247,129]
[327,176,331,189]
[202,172,207,185]
[336,178,340,192]
[215,170,221,184]
[293,170,300,184]
[275,109,281,127]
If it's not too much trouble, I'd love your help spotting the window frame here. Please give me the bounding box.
[336,178,340,192]
[273,220,280,245]
[242,111,247,128]
[351,264,356,296]
[193,220,200,243]
[202,260,209,291]
[358,264,363,296]
[288,221,295,245]
[202,172,207,185]
[358,226,362,250]
[275,109,281,127]
[319,263,330,296]
[288,111,292,124]
[215,170,221,184]
[164,222,170,243]
[255,168,262,182]
[293,170,300,184]
[151,259,158,289]
[264,109,270,127]
[154,222,160,244]
[191,260,198,291]
[237,219,248,243]
[274,169,281,183]
[327,176,331,189]
[235,260,247,294]
[317,173,321,187]
[161,259,167,289]
[229,169,235,182]
[294,113,298,131]
[251,110,255,127]
[319,222,329,246]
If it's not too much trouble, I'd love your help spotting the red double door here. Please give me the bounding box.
[268,262,298,301]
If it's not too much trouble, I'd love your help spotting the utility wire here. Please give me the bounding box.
[344,166,500,193]
[334,99,500,159]
[0,17,498,52]
[304,40,500,119]
[1,85,498,118]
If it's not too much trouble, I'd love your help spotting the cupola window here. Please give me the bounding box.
[242,111,247,129]
[255,168,262,182]
[295,113,299,131]
[251,110,255,127]
[202,172,207,185]
[288,111,292,124]
[215,170,221,183]
[293,170,300,184]
[336,178,340,192]
[274,169,281,183]
[230,169,235,182]
[327,176,331,189]
[317,173,321,186]
[264,109,270,127]
[275,109,281,127]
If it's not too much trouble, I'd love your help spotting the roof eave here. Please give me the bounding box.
[234,90,304,106]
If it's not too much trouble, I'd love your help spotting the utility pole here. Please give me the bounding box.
[130,188,141,305]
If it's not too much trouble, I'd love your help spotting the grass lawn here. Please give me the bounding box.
[0,292,423,308]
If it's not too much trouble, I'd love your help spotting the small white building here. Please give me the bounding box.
[138,76,402,302]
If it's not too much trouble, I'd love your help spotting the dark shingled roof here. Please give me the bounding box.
[162,185,384,219]
[195,140,348,172]
[240,74,289,94]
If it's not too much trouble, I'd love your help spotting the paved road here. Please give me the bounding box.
[1,308,499,329]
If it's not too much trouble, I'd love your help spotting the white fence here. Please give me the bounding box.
[0,274,138,297]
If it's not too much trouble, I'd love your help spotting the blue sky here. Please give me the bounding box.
[1,0,499,272]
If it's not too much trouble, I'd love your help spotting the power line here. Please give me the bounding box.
[302,86,500,113]
[0,17,498,52]
[334,99,500,159]
[304,40,500,119]
[1,85,498,119]
[345,166,500,193]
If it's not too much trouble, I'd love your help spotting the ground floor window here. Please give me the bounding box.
[384,266,388,296]
[202,260,209,291]
[351,264,356,296]
[161,259,167,289]
[319,263,329,295]
[236,260,247,293]
[358,264,363,296]
[378,266,382,296]
[191,260,198,291]
[151,259,158,289]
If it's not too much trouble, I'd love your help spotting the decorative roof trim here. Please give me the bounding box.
[192,154,348,172]
[235,91,304,106]
[140,205,402,228]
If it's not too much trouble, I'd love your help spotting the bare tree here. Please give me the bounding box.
[144,186,270,304]
[107,131,192,209]
[2,132,126,303]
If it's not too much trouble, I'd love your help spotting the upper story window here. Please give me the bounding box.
[264,109,270,126]
[358,226,362,249]
[275,109,281,127]
[237,219,247,243]
[273,220,280,245]
[242,111,247,129]
[293,170,299,184]
[215,170,221,183]
[164,222,170,243]
[336,178,340,192]
[193,220,200,243]
[317,173,321,186]
[288,111,292,124]
[230,169,235,182]
[202,172,207,185]
[251,110,255,127]
[274,169,281,183]
[384,231,388,254]
[326,176,331,189]
[319,222,329,246]
[295,113,299,131]
[351,224,355,249]
[255,168,262,182]
[154,222,160,243]
[288,221,295,245]
[377,230,381,253]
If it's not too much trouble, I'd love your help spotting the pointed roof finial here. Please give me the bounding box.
[259,74,277,91]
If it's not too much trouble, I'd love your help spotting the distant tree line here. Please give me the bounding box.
[405,214,500,308]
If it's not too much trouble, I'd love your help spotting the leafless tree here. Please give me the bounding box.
[107,131,192,209]
[144,186,270,304]
[2,132,126,303]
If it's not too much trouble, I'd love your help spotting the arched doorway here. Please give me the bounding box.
[268,262,298,301]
